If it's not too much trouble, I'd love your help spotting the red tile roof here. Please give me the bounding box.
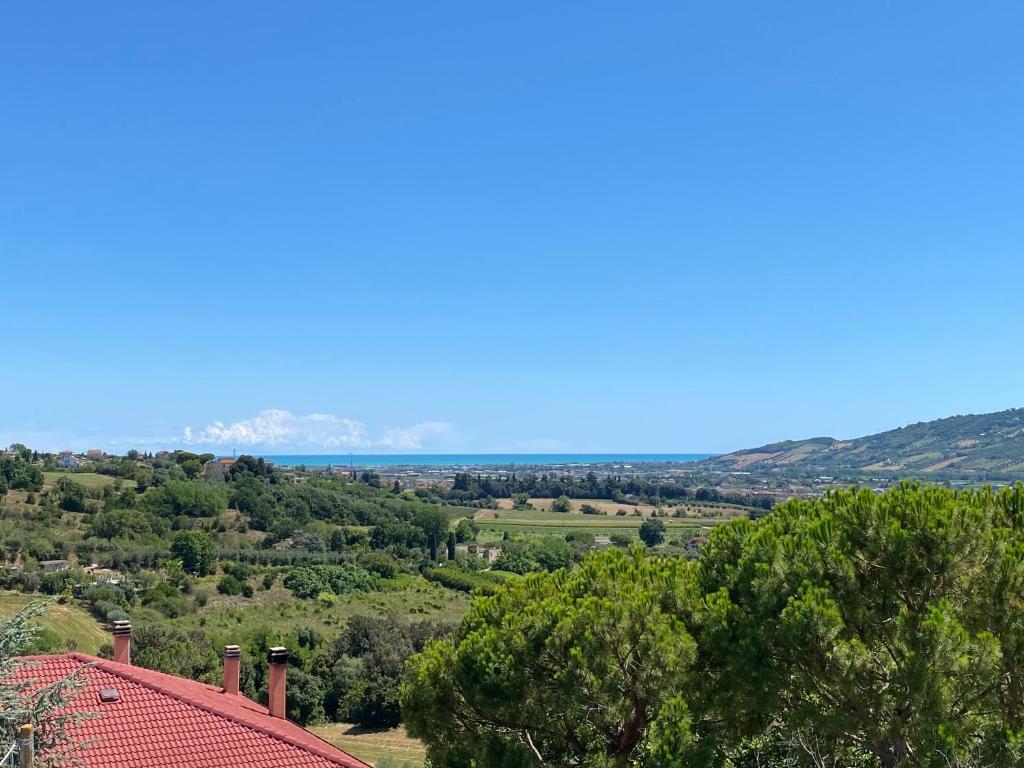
[11,653,370,768]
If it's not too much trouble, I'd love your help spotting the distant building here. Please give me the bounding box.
[57,451,79,470]
[477,546,502,564]
[454,543,470,556]
[205,456,237,481]
[40,560,71,573]
[686,536,710,556]
[593,535,612,547]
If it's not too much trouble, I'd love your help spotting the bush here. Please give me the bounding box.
[217,574,243,596]
[550,496,572,513]
[283,564,376,599]
[422,567,504,595]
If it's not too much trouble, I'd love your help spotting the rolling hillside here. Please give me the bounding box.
[703,408,1024,477]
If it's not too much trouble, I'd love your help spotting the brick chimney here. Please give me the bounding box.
[267,647,288,719]
[112,620,131,665]
[223,645,241,695]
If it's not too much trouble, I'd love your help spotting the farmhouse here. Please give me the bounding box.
[57,451,79,469]
[686,535,710,556]
[39,560,71,573]
[8,621,369,768]
[477,546,502,563]
[204,456,237,481]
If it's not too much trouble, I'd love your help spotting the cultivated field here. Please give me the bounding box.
[494,496,752,517]
[474,504,731,541]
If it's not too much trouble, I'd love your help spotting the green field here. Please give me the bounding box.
[312,723,425,767]
[0,592,110,655]
[474,506,725,540]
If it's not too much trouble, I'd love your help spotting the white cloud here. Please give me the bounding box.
[378,421,454,450]
[181,409,453,451]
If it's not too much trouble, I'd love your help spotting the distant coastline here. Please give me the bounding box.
[259,453,715,468]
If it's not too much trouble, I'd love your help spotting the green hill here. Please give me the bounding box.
[0,592,110,655]
[704,407,1024,478]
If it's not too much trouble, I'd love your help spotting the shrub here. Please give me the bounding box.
[217,574,243,596]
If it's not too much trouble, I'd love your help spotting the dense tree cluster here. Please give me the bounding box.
[403,483,1024,768]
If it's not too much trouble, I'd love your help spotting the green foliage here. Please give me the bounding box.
[322,615,453,729]
[89,508,165,540]
[638,518,665,547]
[141,480,228,518]
[141,580,190,618]
[217,574,244,595]
[402,548,697,767]
[111,623,219,684]
[56,477,87,512]
[412,507,450,561]
[0,455,44,492]
[693,483,1024,768]
[170,530,217,575]
[454,518,478,543]
[283,564,376,599]
[550,495,572,513]
[422,567,507,595]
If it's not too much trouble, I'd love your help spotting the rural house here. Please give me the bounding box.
[203,456,237,481]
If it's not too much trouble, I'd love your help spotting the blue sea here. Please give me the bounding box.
[260,453,714,468]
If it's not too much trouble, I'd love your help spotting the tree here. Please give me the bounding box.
[638,518,665,547]
[323,615,452,729]
[170,531,217,575]
[550,495,572,513]
[447,532,456,560]
[401,548,697,767]
[455,518,478,543]
[1,602,89,765]
[693,483,1024,768]
[413,508,450,561]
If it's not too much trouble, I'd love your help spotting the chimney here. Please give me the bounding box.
[223,645,241,695]
[267,647,288,719]
[112,620,131,665]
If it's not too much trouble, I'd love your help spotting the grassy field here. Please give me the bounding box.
[0,592,110,654]
[475,504,733,541]
[171,575,471,640]
[42,471,120,489]
[312,723,425,767]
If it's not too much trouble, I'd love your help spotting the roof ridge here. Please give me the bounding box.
[60,653,368,768]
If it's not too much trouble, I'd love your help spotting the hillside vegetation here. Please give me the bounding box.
[702,406,1024,478]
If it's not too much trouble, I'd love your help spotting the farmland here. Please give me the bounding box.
[475,497,746,541]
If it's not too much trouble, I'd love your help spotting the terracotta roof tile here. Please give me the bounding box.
[11,653,370,768]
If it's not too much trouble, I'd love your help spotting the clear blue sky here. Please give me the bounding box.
[3,2,1024,454]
